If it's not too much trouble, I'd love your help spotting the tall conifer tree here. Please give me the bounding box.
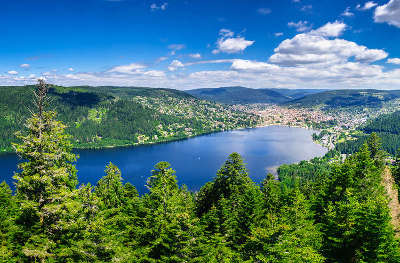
[12,80,80,262]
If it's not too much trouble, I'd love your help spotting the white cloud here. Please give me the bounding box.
[143,70,166,77]
[275,32,284,37]
[269,22,387,66]
[3,59,400,91]
[388,58,400,64]
[342,7,354,17]
[20,64,30,69]
[288,21,312,32]
[7,70,18,75]
[358,1,378,10]
[374,0,400,28]
[68,67,75,71]
[312,21,347,37]
[108,63,147,74]
[212,29,254,54]
[257,8,271,15]
[150,2,167,11]
[219,29,234,38]
[231,60,279,72]
[168,60,184,71]
[189,53,201,59]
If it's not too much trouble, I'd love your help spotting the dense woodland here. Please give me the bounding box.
[336,110,400,155]
[0,85,259,153]
[1,82,400,262]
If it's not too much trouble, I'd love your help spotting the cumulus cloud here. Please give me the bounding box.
[374,0,400,28]
[275,32,284,37]
[68,68,75,71]
[168,60,184,71]
[357,1,378,10]
[257,8,271,15]
[288,21,312,32]
[388,58,400,64]
[269,21,387,66]
[7,70,18,75]
[312,21,347,37]
[20,64,30,69]
[212,29,254,54]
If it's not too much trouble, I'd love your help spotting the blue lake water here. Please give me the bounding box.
[0,126,327,193]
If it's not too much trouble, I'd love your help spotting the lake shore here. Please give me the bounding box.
[0,122,326,155]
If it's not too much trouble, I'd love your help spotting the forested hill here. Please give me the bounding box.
[336,110,400,155]
[286,89,400,108]
[187,86,291,104]
[0,85,260,152]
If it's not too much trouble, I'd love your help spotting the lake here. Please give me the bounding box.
[0,126,327,193]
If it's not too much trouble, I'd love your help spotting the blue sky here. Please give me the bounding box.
[1,0,400,89]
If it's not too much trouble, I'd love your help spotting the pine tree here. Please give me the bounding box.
[12,80,80,262]
[95,162,125,209]
[138,161,201,262]
[367,132,387,168]
[196,153,263,252]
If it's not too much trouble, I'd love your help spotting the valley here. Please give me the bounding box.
[3,85,400,156]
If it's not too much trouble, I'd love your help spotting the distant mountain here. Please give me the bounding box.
[186,86,292,104]
[268,88,329,100]
[286,89,400,108]
[186,86,329,105]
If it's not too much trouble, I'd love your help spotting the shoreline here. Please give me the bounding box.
[0,125,255,155]
[0,123,327,155]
